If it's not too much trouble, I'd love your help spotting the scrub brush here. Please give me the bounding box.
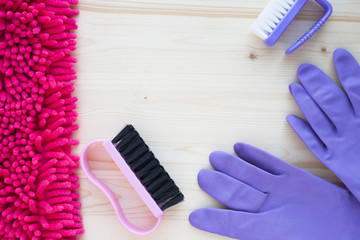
[80,125,184,235]
[250,0,332,54]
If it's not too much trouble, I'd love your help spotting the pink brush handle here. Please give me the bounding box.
[80,140,163,235]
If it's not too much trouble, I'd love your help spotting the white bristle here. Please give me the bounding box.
[250,0,297,40]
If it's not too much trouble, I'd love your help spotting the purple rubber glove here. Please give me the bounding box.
[287,48,360,201]
[189,143,360,240]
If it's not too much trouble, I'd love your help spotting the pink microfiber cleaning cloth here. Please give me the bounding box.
[0,0,83,239]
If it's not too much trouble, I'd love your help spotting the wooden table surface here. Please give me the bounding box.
[74,0,360,239]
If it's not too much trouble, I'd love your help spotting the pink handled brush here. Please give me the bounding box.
[80,125,184,235]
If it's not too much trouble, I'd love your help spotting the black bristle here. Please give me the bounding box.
[160,193,184,211]
[140,166,164,186]
[130,152,155,172]
[146,173,169,193]
[135,158,159,178]
[151,181,174,199]
[115,131,138,153]
[121,138,144,156]
[125,145,148,165]
[113,124,184,211]
[112,125,135,143]
[155,186,179,204]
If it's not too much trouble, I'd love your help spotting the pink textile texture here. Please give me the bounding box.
[0,0,83,239]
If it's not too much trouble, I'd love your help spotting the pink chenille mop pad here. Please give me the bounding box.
[0,0,83,239]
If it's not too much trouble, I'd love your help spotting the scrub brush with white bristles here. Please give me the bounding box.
[250,0,332,54]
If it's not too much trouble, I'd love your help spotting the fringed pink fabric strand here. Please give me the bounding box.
[0,0,83,239]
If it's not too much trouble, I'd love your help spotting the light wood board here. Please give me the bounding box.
[73,0,360,239]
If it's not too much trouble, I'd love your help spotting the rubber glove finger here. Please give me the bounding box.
[198,169,267,212]
[334,48,360,115]
[289,82,335,142]
[233,142,292,175]
[189,208,262,240]
[297,63,353,129]
[210,151,279,192]
[286,114,326,160]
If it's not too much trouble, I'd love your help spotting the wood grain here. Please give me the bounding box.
[73,0,360,239]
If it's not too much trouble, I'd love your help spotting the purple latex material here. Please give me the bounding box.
[265,0,332,54]
[189,143,360,240]
[287,48,360,201]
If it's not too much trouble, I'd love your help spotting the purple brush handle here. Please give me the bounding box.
[286,0,332,54]
[265,0,308,47]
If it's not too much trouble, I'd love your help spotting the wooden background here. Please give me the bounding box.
[73,0,360,239]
